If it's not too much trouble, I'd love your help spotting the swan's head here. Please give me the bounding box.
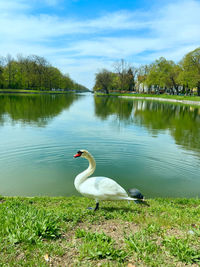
[73,149,90,159]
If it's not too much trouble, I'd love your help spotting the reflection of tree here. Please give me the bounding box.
[0,93,81,127]
[133,101,178,132]
[94,96,133,121]
[94,96,200,152]
[133,101,200,151]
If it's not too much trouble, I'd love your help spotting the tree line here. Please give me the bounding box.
[0,54,88,91]
[93,47,200,96]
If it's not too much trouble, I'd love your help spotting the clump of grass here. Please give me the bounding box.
[125,223,200,266]
[163,236,200,264]
[75,229,127,262]
[0,200,61,244]
[125,223,164,266]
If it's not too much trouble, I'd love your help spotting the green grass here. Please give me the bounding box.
[0,89,77,94]
[0,200,61,244]
[0,197,199,266]
[75,229,127,262]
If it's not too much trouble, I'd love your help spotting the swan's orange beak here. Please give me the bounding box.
[74,152,82,158]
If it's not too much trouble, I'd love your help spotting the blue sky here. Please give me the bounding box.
[0,0,200,89]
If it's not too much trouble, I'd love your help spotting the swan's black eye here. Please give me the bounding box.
[77,150,83,154]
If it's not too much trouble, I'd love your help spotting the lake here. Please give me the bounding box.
[0,93,200,198]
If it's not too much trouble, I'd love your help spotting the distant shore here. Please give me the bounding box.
[0,89,89,94]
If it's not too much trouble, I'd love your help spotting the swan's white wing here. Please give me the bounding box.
[79,176,129,200]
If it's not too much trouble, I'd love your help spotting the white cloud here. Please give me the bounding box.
[151,0,200,44]
[136,45,199,64]
[86,11,150,30]
[67,37,164,59]
[0,0,29,12]
[0,0,200,88]
[0,10,150,42]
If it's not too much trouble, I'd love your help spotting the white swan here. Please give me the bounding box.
[74,149,145,210]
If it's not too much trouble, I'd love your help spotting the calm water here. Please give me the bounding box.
[0,93,200,198]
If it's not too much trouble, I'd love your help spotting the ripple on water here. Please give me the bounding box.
[0,142,68,167]
[0,94,200,197]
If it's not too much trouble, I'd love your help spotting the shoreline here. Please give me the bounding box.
[0,89,89,94]
[119,95,200,106]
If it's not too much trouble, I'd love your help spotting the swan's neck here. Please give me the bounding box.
[74,153,96,190]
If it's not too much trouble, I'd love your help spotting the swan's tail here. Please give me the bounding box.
[128,188,150,206]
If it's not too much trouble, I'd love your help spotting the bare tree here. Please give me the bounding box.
[113,59,130,91]
[113,59,138,91]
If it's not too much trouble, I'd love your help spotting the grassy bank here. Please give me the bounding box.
[0,89,84,94]
[121,93,200,102]
[0,196,199,266]
[96,92,200,102]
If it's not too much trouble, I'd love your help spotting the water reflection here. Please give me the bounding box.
[133,101,200,152]
[94,96,133,121]
[94,96,200,153]
[0,93,81,127]
[0,94,199,197]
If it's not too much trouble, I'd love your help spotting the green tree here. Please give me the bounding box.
[0,57,5,88]
[127,68,137,91]
[145,57,180,94]
[93,69,113,94]
[179,47,200,96]
[0,53,88,91]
